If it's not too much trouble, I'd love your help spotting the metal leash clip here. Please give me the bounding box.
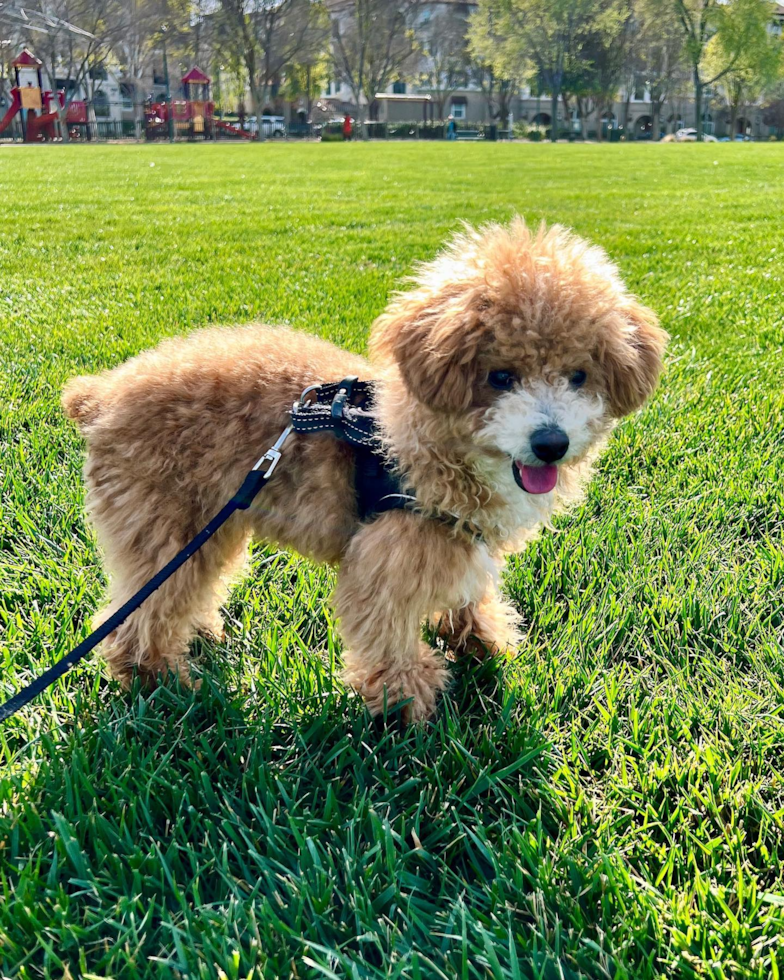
[252,383,321,478]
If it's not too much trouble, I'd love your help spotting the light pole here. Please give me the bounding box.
[161,24,174,142]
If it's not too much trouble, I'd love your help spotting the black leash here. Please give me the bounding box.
[0,418,294,724]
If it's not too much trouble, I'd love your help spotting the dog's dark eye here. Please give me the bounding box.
[488,370,517,390]
[569,370,587,388]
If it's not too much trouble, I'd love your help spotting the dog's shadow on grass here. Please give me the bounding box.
[5,638,621,980]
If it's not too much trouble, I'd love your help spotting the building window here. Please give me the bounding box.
[633,74,645,101]
[392,80,406,95]
[89,65,108,81]
[93,90,110,118]
[120,82,134,111]
[451,100,466,120]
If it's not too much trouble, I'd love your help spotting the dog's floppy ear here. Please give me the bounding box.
[369,286,488,412]
[601,299,668,417]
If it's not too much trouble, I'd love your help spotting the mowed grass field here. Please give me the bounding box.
[0,142,782,980]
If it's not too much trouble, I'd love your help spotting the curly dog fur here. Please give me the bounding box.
[63,218,667,721]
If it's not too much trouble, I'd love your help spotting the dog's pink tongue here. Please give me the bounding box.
[518,463,558,494]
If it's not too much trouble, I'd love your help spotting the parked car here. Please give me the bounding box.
[674,127,718,142]
[243,115,287,138]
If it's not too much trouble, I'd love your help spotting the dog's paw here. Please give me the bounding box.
[195,613,226,643]
[437,599,521,662]
[349,646,450,723]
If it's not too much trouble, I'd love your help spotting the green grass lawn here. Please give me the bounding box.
[0,142,782,979]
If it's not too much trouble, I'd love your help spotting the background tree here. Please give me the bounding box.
[466,60,518,125]
[628,0,685,139]
[703,1,782,138]
[762,80,784,138]
[672,0,778,139]
[590,5,634,140]
[418,3,470,120]
[109,0,189,139]
[12,0,117,143]
[564,4,630,140]
[281,42,331,121]
[470,0,602,142]
[329,0,421,138]
[0,37,17,112]
[219,0,327,119]
[467,9,520,125]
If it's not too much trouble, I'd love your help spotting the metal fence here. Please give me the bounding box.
[0,98,325,143]
[2,97,705,144]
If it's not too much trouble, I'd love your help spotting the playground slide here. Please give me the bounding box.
[0,89,21,136]
[214,119,254,140]
[27,109,58,141]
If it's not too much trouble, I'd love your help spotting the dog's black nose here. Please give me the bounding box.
[530,427,569,463]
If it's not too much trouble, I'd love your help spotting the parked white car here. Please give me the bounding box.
[243,115,287,138]
[675,128,718,142]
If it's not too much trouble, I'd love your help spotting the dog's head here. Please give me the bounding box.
[370,218,667,504]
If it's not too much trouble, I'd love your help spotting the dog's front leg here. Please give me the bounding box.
[335,511,486,722]
[435,589,522,661]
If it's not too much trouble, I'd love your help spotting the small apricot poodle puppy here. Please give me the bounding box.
[63,219,667,721]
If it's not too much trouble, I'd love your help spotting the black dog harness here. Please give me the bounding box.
[290,377,414,521]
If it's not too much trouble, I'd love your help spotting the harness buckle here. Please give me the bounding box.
[330,376,358,427]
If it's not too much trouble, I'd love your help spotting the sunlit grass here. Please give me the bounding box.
[0,142,783,978]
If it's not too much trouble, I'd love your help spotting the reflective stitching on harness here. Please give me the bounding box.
[289,378,411,521]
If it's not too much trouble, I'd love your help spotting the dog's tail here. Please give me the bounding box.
[62,375,106,429]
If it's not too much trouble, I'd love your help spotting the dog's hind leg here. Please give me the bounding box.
[435,590,521,661]
[94,518,250,690]
[334,511,490,722]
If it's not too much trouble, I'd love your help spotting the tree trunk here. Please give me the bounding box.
[356,101,367,140]
[693,69,703,140]
[135,97,143,141]
[550,89,558,142]
[250,81,263,130]
[562,92,571,132]
[57,105,70,143]
[652,103,660,142]
[576,97,590,140]
[730,103,737,138]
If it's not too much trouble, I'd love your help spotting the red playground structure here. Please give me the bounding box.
[144,66,252,141]
[0,49,89,141]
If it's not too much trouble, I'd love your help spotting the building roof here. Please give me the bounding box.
[375,93,432,102]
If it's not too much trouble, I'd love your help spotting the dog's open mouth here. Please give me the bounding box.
[512,461,558,494]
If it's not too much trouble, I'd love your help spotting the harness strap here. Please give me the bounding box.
[291,377,413,520]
